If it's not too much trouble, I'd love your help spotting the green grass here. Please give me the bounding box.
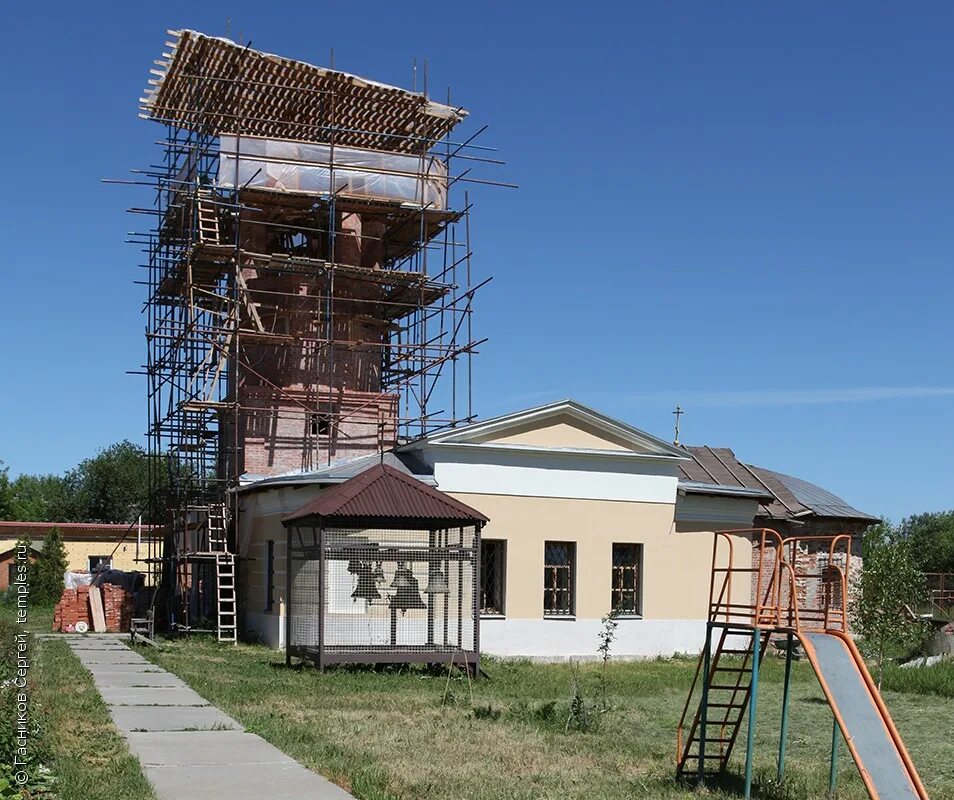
[881,659,954,698]
[0,605,156,800]
[139,639,954,800]
[30,639,158,800]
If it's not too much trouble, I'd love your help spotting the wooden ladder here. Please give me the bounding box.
[196,188,221,245]
[207,503,228,552]
[677,628,769,781]
[215,552,237,644]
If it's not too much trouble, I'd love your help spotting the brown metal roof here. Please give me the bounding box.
[678,446,875,522]
[678,445,806,519]
[0,521,160,536]
[283,463,487,526]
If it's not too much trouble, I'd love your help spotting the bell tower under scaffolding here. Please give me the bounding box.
[120,30,504,640]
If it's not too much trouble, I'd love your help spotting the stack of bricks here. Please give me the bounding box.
[53,586,92,632]
[101,584,134,632]
[52,584,134,633]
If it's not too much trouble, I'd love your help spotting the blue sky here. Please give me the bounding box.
[1,2,952,521]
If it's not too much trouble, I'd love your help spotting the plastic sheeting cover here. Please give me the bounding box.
[218,135,447,209]
[64,571,94,590]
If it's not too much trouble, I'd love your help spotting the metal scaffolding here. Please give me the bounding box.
[114,29,508,640]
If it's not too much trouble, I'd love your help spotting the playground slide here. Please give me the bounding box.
[798,631,929,800]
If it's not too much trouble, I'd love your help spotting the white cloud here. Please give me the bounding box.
[618,386,954,408]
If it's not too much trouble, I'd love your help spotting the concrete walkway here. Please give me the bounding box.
[60,635,354,800]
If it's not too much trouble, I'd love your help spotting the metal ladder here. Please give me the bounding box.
[196,188,221,245]
[677,627,769,781]
[215,552,237,643]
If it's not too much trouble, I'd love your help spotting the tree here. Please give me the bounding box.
[0,461,11,520]
[67,440,151,524]
[33,526,68,605]
[897,511,954,574]
[853,521,929,688]
[8,473,74,522]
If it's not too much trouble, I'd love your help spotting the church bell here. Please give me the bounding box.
[389,562,427,611]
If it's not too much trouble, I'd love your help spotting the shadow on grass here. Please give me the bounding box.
[680,768,809,800]
[798,696,830,706]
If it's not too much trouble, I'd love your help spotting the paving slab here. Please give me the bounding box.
[72,651,151,665]
[84,670,186,688]
[98,687,211,707]
[109,705,241,733]
[125,731,290,766]
[86,662,166,674]
[66,640,130,650]
[142,762,355,800]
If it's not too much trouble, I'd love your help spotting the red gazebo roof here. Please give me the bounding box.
[282,462,487,527]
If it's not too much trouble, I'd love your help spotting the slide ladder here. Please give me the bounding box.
[799,631,928,800]
[677,627,769,780]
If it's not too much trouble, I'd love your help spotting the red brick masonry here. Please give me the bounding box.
[53,584,134,633]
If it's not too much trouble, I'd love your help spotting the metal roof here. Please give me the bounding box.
[0,521,159,534]
[239,451,434,493]
[678,481,773,500]
[283,463,487,526]
[753,466,878,522]
[678,446,876,523]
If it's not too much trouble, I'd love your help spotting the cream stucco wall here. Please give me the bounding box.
[236,509,288,648]
[474,419,634,451]
[451,492,751,622]
[0,537,148,574]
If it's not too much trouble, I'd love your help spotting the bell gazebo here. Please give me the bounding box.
[282,462,487,671]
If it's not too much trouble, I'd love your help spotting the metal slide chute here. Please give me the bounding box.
[798,630,928,800]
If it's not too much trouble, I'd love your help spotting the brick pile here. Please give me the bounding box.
[53,584,134,633]
[101,584,134,631]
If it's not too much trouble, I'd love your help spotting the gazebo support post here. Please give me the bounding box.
[474,522,482,676]
[457,526,464,650]
[442,528,450,647]
[317,524,325,672]
[284,525,292,667]
[426,529,436,647]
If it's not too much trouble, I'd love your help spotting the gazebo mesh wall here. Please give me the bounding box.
[288,525,478,656]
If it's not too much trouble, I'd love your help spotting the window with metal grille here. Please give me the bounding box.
[611,543,642,615]
[544,541,575,616]
[480,539,506,615]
